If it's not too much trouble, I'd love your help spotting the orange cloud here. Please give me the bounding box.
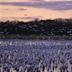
[0,0,31,2]
[0,5,72,21]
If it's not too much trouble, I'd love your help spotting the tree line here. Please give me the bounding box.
[0,19,72,36]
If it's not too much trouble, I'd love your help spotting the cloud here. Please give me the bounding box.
[0,0,31,2]
[0,1,72,10]
[17,8,27,11]
[0,16,43,21]
[33,0,72,1]
[0,7,27,11]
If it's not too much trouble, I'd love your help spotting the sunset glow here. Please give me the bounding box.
[0,0,72,21]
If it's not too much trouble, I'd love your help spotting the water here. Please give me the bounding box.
[0,39,72,72]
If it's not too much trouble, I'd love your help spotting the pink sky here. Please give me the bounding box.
[0,0,72,21]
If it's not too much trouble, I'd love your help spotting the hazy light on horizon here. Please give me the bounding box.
[0,0,72,21]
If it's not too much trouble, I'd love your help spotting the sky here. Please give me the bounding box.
[0,0,72,21]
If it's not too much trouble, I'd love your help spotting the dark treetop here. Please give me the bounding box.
[0,19,72,39]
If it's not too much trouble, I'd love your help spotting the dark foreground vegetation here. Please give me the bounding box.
[0,19,72,39]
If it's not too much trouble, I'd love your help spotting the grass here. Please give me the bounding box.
[0,34,72,40]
